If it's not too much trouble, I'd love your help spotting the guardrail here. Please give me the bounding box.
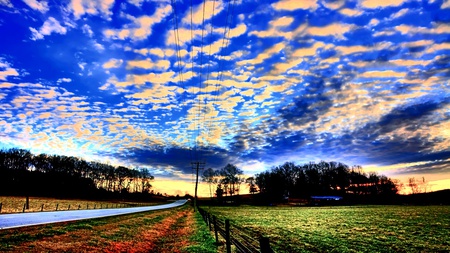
[197,207,274,253]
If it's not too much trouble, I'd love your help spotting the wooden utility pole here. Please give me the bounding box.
[192,161,205,211]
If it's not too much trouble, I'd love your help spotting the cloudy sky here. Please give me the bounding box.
[0,0,449,195]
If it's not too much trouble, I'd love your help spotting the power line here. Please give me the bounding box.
[204,0,237,150]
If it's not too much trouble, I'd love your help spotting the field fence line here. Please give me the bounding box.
[197,206,275,253]
[0,199,151,214]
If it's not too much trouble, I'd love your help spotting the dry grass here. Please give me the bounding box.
[0,204,217,253]
[0,196,158,213]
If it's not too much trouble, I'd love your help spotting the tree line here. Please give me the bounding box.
[203,161,400,204]
[0,148,155,199]
[254,161,399,202]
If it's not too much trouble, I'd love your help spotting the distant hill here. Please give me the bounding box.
[399,189,450,205]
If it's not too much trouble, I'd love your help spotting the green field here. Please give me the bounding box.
[204,205,450,253]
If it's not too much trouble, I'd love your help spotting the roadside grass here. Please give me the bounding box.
[205,205,450,253]
[0,196,162,213]
[183,211,217,253]
[0,204,218,252]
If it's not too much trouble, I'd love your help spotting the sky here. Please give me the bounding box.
[0,0,449,196]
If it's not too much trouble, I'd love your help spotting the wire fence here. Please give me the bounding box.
[0,201,149,214]
[198,206,275,253]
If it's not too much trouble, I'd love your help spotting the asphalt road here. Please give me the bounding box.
[0,199,188,230]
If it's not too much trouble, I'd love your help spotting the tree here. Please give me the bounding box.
[202,168,218,198]
[219,164,244,196]
[408,177,429,194]
[246,177,258,194]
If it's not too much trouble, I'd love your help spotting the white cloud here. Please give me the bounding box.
[104,4,172,41]
[272,0,317,11]
[103,59,123,69]
[0,0,13,7]
[30,17,67,40]
[57,78,72,83]
[442,0,450,8]
[389,8,409,19]
[70,0,115,19]
[0,59,19,80]
[93,42,105,51]
[82,24,94,37]
[361,0,406,9]
[128,0,144,7]
[22,0,49,13]
[339,8,362,16]
[182,0,225,25]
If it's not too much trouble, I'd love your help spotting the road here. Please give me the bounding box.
[0,199,188,230]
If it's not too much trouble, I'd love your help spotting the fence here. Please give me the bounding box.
[197,207,275,253]
[0,201,148,214]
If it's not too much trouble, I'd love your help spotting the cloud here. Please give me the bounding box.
[127,59,171,71]
[102,59,123,69]
[442,0,450,8]
[57,78,72,83]
[250,16,294,38]
[322,0,346,10]
[307,23,354,39]
[70,0,115,19]
[182,0,225,25]
[23,0,49,13]
[272,0,317,11]
[361,0,407,9]
[358,70,407,78]
[339,8,363,16]
[81,24,94,37]
[0,67,19,81]
[104,4,172,40]
[0,60,19,80]
[30,17,67,40]
[237,42,285,66]
[0,0,13,7]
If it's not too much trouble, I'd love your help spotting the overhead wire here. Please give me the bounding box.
[193,0,208,163]
[204,0,237,152]
[172,0,195,175]
[201,0,217,161]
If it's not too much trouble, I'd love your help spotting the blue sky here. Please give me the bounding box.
[0,0,449,195]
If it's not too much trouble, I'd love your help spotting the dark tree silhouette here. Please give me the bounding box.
[0,148,156,200]
[254,161,399,203]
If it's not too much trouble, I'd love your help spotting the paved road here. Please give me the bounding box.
[0,199,188,230]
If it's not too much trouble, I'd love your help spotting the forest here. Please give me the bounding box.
[203,161,401,204]
[0,148,155,200]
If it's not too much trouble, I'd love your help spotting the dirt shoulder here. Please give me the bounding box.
[0,205,217,253]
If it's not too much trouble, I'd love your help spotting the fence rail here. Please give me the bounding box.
[197,207,274,253]
[0,201,149,214]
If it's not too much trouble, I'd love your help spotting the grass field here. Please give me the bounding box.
[205,205,450,253]
[0,204,217,253]
[0,196,162,213]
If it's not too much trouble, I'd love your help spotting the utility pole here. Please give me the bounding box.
[192,161,205,211]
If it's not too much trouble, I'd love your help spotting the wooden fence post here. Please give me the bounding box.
[68,204,70,210]
[208,213,212,231]
[225,219,231,253]
[55,203,59,211]
[41,204,44,212]
[259,236,274,253]
[213,215,219,244]
[94,204,96,209]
